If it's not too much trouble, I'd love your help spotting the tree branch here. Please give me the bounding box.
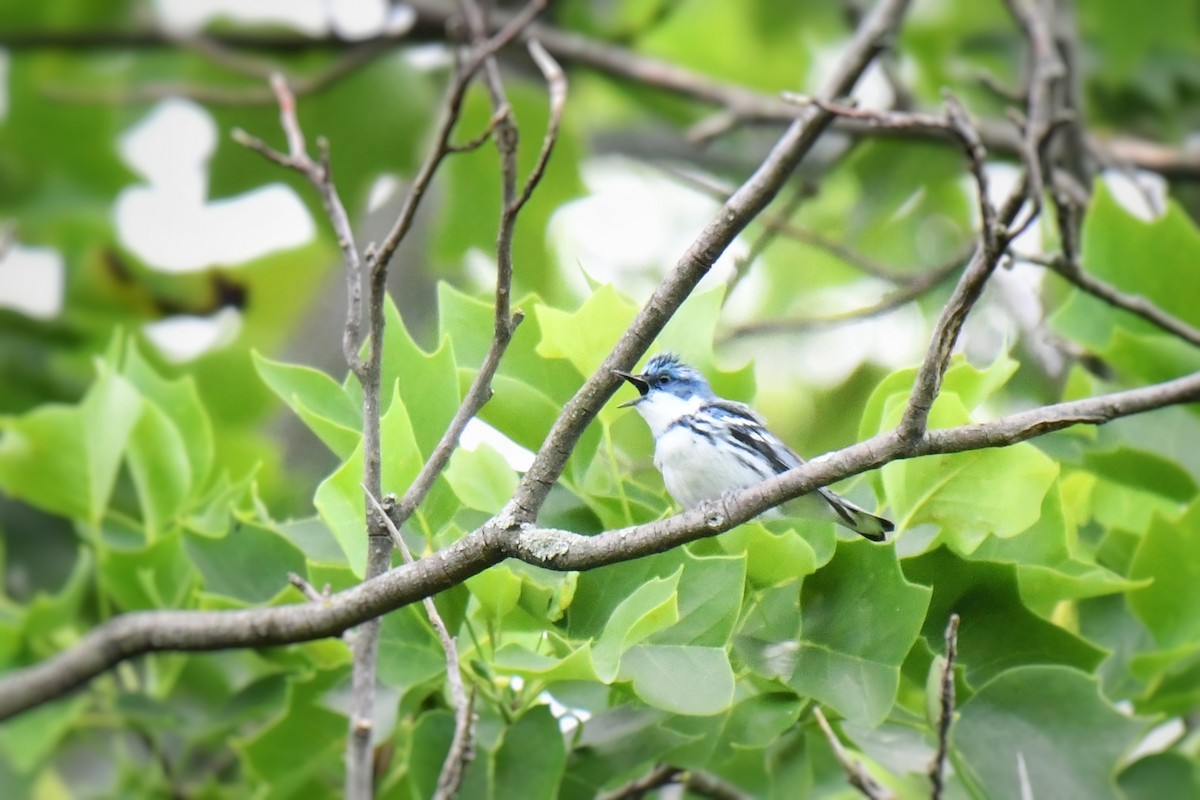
[930,613,960,800]
[813,706,895,800]
[2,367,1196,721]
[507,0,916,523]
[369,492,473,800]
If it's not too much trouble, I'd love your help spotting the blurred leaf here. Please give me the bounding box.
[123,342,214,495]
[101,531,195,611]
[493,706,567,800]
[1120,752,1200,800]
[235,674,346,796]
[1051,183,1200,359]
[186,521,306,605]
[0,696,89,773]
[444,444,518,514]
[0,361,141,524]
[464,563,522,623]
[1081,446,1197,503]
[377,605,445,692]
[1129,501,1200,650]
[535,284,638,377]
[126,399,192,537]
[253,351,361,459]
[953,666,1144,800]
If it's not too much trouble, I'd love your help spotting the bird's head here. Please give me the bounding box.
[614,353,714,436]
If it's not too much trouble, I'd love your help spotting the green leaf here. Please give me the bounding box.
[253,351,361,459]
[235,674,346,797]
[724,693,804,748]
[1129,501,1200,649]
[904,549,1106,686]
[0,695,89,772]
[1081,446,1198,503]
[444,443,518,513]
[23,551,92,653]
[185,521,306,605]
[377,605,445,692]
[619,644,735,716]
[535,284,638,377]
[464,564,523,623]
[378,297,459,460]
[859,354,1018,440]
[313,384,423,577]
[492,640,600,684]
[0,362,141,523]
[953,666,1144,800]
[787,540,931,725]
[493,706,568,800]
[881,392,1059,550]
[101,531,196,611]
[1120,753,1200,800]
[122,342,214,495]
[407,709,455,800]
[717,522,819,587]
[126,399,192,538]
[1081,182,1200,329]
[649,551,744,647]
[593,569,681,681]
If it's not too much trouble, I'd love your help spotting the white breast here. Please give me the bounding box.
[653,422,774,509]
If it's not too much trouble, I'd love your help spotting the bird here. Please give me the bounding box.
[614,353,892,541]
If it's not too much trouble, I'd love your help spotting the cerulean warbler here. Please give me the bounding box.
[615,353,892,541]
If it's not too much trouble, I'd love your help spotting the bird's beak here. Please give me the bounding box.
[613,369,648,407]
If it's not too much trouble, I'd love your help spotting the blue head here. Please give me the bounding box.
[615,353,714,436]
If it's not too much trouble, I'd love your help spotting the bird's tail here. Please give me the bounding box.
[817,487,894,542]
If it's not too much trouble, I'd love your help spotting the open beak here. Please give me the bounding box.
[613,369,649,407]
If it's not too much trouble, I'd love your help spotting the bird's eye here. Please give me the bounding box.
[657,375,669,385]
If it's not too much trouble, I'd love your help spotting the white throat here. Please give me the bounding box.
[632,392,706,438]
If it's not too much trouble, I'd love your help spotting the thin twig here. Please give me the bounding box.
[943,92,998,252]
[45,39,395,106]
[1003,0,1067,236]
[930,613,960,800]
[727,181,811,294]
[654,164,925,287]
[370,0,550,277]
[1023,253,1200,348]
[386,1,559,532]
[231,74,365,370]
[813,707,896,800]
[596,764,682,800]
[287,572,332,604]
[515,39,567,212]
[596,763,753,800]
[1017,752,1034,800]
[366,492,474,800]
[447,105,511,153]
[724,246,968,338]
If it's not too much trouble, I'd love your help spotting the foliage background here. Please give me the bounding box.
[1,0,1200,798]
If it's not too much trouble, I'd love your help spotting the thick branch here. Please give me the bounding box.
[2,368,1196,721]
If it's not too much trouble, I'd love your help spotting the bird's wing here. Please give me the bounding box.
[702,401,801,472]
[703,401,888,537]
